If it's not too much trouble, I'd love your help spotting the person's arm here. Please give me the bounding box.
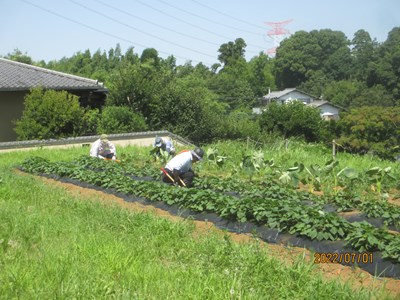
[167,141,175,155]
[172,169,181,183]
[110,143,117,159]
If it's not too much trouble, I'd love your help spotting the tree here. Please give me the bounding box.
[98,106,148,134]
[366,27,400,101]
[4,49,33,64]
[82,108,101,135]
[140,48,160,66]
[274,29,352,88]
[248,53,276,97]
[298,70,329,99]
[14,88,85,140]
[218,38,247,66]
[351,84,394,107]
[273,30,318,88]
[106,60,168,121]
[323,80,363,108]
[152,75,223,143]
[337,106,400,160]
[208,58,255,111]
[215,111,261,141]
[351,29,378,81]
[259,101,323,142]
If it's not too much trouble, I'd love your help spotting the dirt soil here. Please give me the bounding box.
[33,175,400,298]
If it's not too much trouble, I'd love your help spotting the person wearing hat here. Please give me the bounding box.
[90,134,117,160]
[151,136,176,156]
[161,147,204,187]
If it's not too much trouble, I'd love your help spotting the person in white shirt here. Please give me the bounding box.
[90,134,117,160]
[161,147,204,187]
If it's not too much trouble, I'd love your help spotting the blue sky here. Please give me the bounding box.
[1,0,399,66]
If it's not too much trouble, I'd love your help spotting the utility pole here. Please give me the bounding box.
[264,19,293,57]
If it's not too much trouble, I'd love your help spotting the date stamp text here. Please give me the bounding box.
[314,252,373,264]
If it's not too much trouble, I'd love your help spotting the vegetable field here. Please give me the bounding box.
[18,140,400,278]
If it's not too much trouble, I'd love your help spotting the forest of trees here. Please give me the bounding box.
[4,27,400,160]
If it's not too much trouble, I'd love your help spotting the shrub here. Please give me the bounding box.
[98,106,148,134]
[82,108,101,136]
[214,111,261,141]
[14,87,85,140]
[336,106,400,160]
[259,101,323,142]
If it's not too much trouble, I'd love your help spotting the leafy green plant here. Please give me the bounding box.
[337,167,359,191]
[206,147,227,167]
[365,166,396,194]
[277,163,304,188]
[345,221,392,252]
[303,164,322,193]
[382,235,400,263]
[151,149,171,164]
[240,153,256,181]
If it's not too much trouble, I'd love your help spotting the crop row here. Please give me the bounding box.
[19,156,400,263]
[73,156,400,229]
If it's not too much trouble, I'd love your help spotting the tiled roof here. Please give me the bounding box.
[307,100,346,111]
[307,100,329,107]
[265,88,296,99]
[0,58,106,91]
[263,88,317,100]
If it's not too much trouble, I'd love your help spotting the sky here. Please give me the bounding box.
[1,0,399,67]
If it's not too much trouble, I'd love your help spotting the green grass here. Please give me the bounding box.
[0,146,396,299]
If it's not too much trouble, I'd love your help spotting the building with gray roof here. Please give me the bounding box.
[0,58,108,142]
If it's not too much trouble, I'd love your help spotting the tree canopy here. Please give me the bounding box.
[7,26,400,159]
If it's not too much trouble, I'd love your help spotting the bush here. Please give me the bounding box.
[14,88,85,140]
[336,106,400,160]
[214,111,261,141]
[98,106,148,134]
[82,108,101,136]
[259,101,323,142]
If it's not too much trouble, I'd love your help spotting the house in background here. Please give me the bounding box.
[260,88,315,105]
[307,100,341,120]
[0,58,108,142]
[253,88,343,120]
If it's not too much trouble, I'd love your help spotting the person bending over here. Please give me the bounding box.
[161,147,204,187]
[90,134,117,160]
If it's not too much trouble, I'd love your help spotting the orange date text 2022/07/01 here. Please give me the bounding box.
[314,252,373,264]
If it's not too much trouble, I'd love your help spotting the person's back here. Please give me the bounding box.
[90,134,117,160]
[152,137,175,156]
[164,139,175,155]
[161,148,204,187]
[165,150,192,174]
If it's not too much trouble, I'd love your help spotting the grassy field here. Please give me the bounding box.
[0,145,397,299]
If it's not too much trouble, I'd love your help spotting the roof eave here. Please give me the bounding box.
[0,86,108,92]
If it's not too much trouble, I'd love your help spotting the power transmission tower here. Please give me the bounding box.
[265,19,293,56]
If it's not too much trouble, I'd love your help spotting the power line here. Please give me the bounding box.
[133,0,233,40]
[68,0,216,60]
[92,0,221,48]
[156,0,262,36]
[133,0,267,51]
[19,0,214,65]
[190,0,266,31]
[92,0,266,57]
